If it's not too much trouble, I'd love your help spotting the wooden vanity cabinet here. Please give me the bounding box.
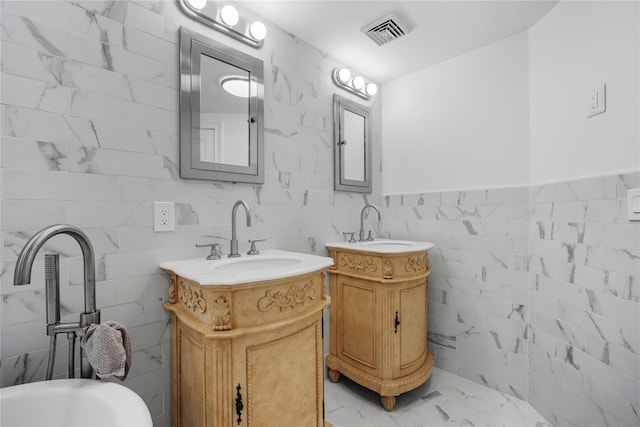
[325,246,434,411]
[163,268,331,427]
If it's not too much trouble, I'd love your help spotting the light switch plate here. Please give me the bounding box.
[627,189,640,221]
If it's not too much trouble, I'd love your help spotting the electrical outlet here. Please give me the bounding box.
[586,83,606,118]
[154,202,175,232]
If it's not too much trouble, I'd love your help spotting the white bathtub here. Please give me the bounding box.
[0,379,153,426]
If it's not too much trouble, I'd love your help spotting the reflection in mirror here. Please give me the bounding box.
[180,27,264,183]
[342,109,366,181]
[334,94,372,193]
[199,54,249,167]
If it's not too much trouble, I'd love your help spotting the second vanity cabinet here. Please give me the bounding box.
[325,241,434,411]
[161,251,332,427]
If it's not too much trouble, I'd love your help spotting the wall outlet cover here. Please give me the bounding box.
[586,83,606,118]
[154,202,175,232]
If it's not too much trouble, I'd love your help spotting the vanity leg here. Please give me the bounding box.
[381,395,396,411]
[328,369,341,383]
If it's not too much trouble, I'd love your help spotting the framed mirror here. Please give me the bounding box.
[333,94,372,193]
[180,27,264,183]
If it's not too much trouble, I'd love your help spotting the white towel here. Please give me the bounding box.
[81,321,132,381]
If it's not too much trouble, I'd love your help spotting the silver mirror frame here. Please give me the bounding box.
[333,94,372,193]
[180,27,264,184]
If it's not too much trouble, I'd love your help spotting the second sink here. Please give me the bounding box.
[326,239,434,254]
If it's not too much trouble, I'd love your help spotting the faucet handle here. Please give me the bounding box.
[196,243,221,260]
[366,230,375,241]
[342,232,357,243]
[247,239,266,255]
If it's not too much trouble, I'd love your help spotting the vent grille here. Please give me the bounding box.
[361,13,410,46]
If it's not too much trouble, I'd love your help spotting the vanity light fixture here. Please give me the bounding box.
[352,76,365,90]
[219,4,239,26]
[249,21,267,41]
[177,0,267,47]
[336,68,351,84]
[185,0,207,10]
[332,68,377,100]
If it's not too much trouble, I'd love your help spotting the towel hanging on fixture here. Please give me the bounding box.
[81,321,132,381]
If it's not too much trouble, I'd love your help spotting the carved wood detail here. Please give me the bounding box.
[404,255,428,273]
[257,283,316,312]
[212,296,232,331]
[180,282,207,313]
[383,259,394,279]
[329,250,337,270]
[168,274,177,303]
[339,254,377,272]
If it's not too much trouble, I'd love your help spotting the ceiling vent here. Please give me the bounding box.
[361,13,411,46]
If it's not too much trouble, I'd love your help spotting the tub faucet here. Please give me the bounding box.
[230,200,251,257]
[13,224,100,379]
[359,204,381,241]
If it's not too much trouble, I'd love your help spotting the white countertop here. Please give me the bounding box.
[326,239,434,254]
[159,249,334,286]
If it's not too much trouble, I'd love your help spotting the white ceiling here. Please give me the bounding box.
[239,1,558,83]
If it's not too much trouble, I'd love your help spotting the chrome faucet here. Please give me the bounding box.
[359,204,381,241]
[230,200,251,257]
[14,224,100,379]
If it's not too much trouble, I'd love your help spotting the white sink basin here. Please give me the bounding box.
[160,250,334,285]
[0,379,152,426]
[326,239,434,254]
[214,257,301,272]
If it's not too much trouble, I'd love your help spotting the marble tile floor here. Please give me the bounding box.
[325,367,552,427]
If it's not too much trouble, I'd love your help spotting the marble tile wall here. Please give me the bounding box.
[0,1,381,425]
[384,172,640,427]
[528,172,639,427]
[382,186,532,400]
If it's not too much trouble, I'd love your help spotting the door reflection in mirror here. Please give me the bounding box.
[199,53,249,167]
[342,109,366,182]
[333,94,372,193]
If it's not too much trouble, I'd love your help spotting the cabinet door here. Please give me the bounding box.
[233,312,324,427]
[336,276,382,377]
[394,279,427,378]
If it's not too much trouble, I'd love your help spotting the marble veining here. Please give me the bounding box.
[1,1,638,426]
[325,367,552,427]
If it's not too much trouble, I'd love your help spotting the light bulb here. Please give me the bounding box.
[221,76,257,98]
[352,76,365,90]
[249,21,267,41]
[185,0,207,10]
[337,68,351,83]
[365,83,378,96]
[220,5,239,26]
